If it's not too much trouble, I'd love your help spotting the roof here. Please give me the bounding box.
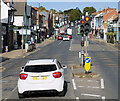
[33,7,38,11]
[40,12,49,20]
[102,8,116,14]
[92,12,97,15]
[96,11,102,15]
[103,9,118,21]
[26,59,57,66]
[13,2,25,16]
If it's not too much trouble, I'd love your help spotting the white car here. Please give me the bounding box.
[18,59,67,98]
[63,35,70,41]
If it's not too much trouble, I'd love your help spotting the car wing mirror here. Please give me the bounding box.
[62,65,67,69]
[21,66,24,71]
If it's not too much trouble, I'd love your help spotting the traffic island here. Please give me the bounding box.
[72,72,100,78]
[72,65,82,69]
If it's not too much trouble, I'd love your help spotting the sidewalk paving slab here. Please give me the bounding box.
[0,39,55,63]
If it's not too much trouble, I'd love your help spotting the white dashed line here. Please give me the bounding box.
[80,79,99,83]
[81,93,101,98]
[69,40,73,51]
[101,78,104,89]
[76,97,79,101]
[58,41,62,45]
[12,85,17,92]
[78,86,100,89]
[72,79,77,90]
[102,96,105,101]
[3,98,7,101]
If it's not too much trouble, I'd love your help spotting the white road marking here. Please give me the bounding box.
[12,85,17,92]
[72,79,77,90]
[3,98,7,101]
[76,97,79,101]
[81,93,101,98]
[78,86,100,89]
[58,41,62,45]
[88,86,100,89]
[80,79,99,83]
[1,80,8,82]
[101,78,104,89]
[69,40,73,51]
[102,96,105,101]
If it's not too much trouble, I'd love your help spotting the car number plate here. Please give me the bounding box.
[33,77,47,80]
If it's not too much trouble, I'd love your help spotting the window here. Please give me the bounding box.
[57,61,62,69]
[24,65,57,72]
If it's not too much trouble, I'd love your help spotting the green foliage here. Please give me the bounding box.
[59,10,63,14]
[105,32,117,37]
[83,7,97,16]
[105,32,109,36]
[67,9,82,22]
[50,9,57,14]
[113,32,117,36]
[64,9,73,15]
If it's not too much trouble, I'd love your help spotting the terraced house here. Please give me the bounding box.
[92,7,119,43]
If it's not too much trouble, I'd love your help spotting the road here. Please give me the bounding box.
[1,26,118,100]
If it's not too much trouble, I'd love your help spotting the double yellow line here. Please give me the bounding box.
[0,66,6,72]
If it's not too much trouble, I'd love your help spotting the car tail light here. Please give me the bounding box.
[53,72,62,78]
[20,74,28,80]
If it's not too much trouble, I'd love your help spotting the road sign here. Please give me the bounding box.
[85,57,91,72]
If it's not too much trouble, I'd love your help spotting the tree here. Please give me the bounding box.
[59,10,63,14]
[69,9,82,22]
[64,9,73,15]
[63,8,82,22]
[83,7,96,16]
[50,9,57,14]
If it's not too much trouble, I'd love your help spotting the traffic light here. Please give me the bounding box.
[84,16,91,36]
[81,41,84,47]
[80,19,85,36]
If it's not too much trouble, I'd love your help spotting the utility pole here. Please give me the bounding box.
[25,0,28,52]
[25,0,27,44]
[38,2,40,43]
[84,12,90,57]
[80,15,85,67]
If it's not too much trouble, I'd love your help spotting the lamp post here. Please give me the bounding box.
[38,2,40,43]
[25,0,28,52]
[25,0,27,44]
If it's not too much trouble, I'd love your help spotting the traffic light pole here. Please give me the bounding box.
[86,35,88,57]
[81,35,84,67]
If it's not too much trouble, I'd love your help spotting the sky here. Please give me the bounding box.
[27,2,119,12]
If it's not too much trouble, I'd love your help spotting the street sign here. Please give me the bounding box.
[85,57,91,72]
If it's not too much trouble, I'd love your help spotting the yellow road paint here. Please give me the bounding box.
[0,67,6,72]
[17,67,22,68]
[84,53,89,57]
[103,60,112,62]
[106,64,117,66]
[99,58,109,60]
[64,61,73,63]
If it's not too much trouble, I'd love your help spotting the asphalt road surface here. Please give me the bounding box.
[1,26,119,101]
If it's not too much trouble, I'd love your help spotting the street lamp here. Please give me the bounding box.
[25,0,28,52]
[25,0,27,44]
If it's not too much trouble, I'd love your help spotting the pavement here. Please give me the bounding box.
[0,38,55,63]
[89,36,119,50]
